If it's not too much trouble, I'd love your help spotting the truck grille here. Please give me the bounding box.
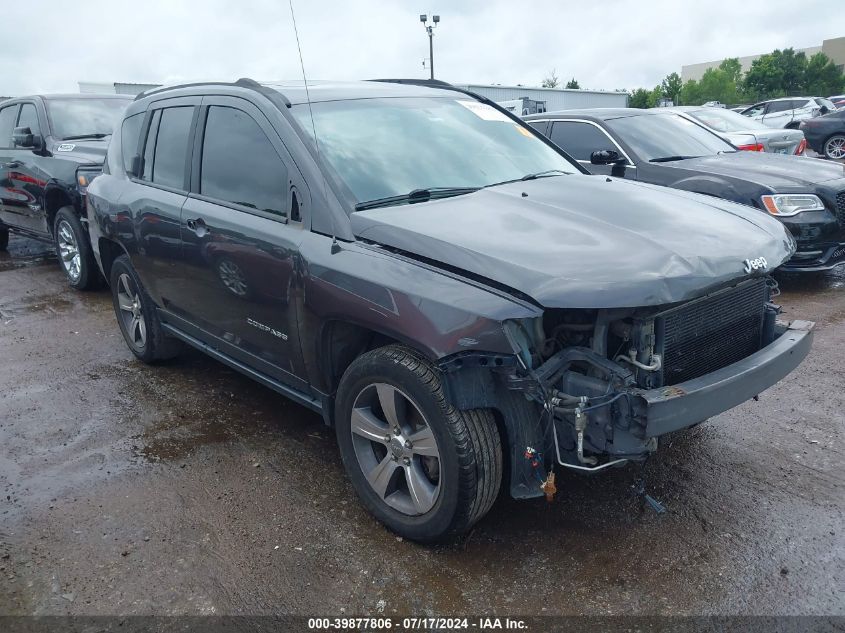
[657,279,767,385]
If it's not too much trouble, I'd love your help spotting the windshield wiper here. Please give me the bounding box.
[61,133,110,141]
[519,169,570,181]
[354,187,480,211]
[649,155,700,163]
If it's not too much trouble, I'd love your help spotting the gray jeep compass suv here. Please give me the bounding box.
[86,78,813,541]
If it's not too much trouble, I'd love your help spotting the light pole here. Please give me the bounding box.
[419,14,440,80]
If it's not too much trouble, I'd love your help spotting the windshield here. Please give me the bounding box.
[606,113,736,161]
[687,108,768,133]
[291,97,578,207]
[45,98,130,140]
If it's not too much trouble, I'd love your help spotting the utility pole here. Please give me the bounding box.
[419,14,440,80]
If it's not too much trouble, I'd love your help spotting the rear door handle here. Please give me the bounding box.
[186,217,208,236]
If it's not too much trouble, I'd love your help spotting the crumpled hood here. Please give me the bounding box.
[49,138,109,165]
[351,175,795,308]
[665,151,845,188]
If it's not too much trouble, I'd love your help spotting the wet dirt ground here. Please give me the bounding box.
[0,235,842,617]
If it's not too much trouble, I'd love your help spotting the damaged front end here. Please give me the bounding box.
[499,277,813,483]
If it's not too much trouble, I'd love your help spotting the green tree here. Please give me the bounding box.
[648,85,663,108]
[541,69,559,88]
[629,88,651,108]
[698,67,738,105]
[661,72,683,104]
[804,52,845,96]
[744,48,809,99]
[565,78,580,89]
[679,79,702,105]
[718,58,743,85]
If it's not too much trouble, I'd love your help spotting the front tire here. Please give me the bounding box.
[335,345,502,542]
[823,134,845,160]
[53,207,100,289]
[109,255,181,363]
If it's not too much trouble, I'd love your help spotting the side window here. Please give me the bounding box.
[0,105,18,149]
[142,110,161,180]
[527,121,547,136]
[550,121,616,161]
[17,104,40,136]
[121,113,144,173]
[766,101,792,114]
[200,106,288,217]
[151,107,194,189]
[743,103,765,117]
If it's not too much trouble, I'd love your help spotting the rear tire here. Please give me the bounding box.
[0,227,8,251]
[335,345,502,542]
[109,254,181,363]
[53,207,101,290]
[823,134,845,160]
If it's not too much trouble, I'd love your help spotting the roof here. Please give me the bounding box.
[135,78,465,105]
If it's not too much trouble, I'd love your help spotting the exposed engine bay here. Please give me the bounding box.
[503,276,786,472]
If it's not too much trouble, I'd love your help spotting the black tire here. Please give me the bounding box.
[109,254,182,363]
[0,227,8,251]
[53,207,101,290]
[823,134,845,161]
[335,344,502,542]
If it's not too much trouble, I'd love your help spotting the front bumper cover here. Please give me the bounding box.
[636,319,814,437]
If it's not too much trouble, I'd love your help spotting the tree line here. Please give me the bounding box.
[629,48,844,108]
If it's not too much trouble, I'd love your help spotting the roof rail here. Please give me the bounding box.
[132,77,291,107]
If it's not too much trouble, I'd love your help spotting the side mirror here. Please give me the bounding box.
[12,126,41,149]
[590,149,626,165]
[129,154,143,178]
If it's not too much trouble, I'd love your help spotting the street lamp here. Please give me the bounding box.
[419,13,440,80]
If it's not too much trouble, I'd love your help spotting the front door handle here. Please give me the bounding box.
[186,217,208,237]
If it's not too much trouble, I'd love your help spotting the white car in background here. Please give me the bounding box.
[739,97,836,129]
[664,106,807,155]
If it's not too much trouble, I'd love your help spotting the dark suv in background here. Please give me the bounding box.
[87,79,812,541]
[0,94,131,287]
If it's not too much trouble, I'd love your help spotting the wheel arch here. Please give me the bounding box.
[44,184,78,235]
[97,237,130,286]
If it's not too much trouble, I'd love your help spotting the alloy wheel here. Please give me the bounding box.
[350,383,442,516]
[116,273,147,350]
[57,220,81,281]
[825,136,845,160]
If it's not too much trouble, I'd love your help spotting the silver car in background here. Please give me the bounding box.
[739,97,837,129]
[663,106,806,155]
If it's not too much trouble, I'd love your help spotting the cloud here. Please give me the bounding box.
[0,0,842,96]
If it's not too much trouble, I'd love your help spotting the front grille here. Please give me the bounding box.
[836,191,845,224]
[657,279,767,385]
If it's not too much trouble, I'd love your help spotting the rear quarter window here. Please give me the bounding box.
[121,113,144,173]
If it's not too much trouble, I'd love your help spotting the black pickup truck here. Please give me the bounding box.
[86,79,813,541]
[0,94,130,287]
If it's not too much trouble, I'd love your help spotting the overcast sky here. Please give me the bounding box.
[2,0,843,96]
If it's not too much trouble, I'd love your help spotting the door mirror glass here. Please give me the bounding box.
[590,149,624,165]
[12,126,40,149]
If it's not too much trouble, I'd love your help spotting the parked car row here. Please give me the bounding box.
[739,96,837,129]
[0,78,835,542]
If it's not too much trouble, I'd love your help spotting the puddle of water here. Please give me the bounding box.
[0,236,56,271]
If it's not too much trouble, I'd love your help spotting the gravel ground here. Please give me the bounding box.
[0,234,843,617]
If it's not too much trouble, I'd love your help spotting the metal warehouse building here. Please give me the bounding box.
[454,84,628,111]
